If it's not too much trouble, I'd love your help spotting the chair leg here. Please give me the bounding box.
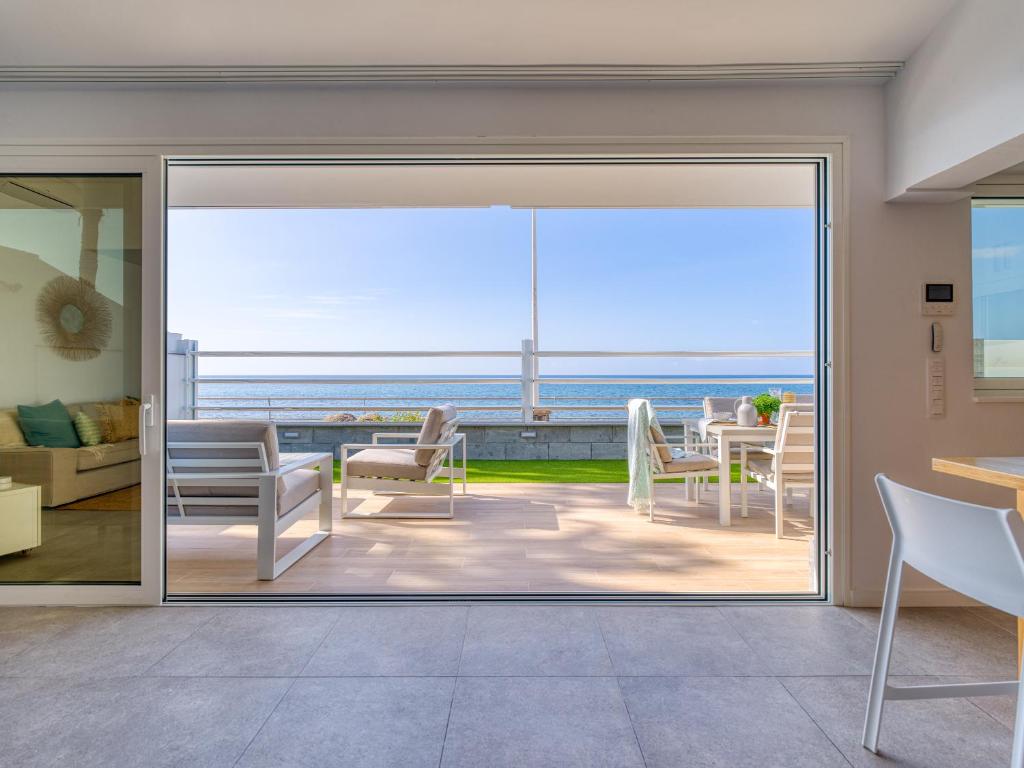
[774,479,785,538]
[256,476,278,581]
[863,549,904,753]
[1011,671,1024,768]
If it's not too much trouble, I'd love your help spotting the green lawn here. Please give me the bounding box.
[333,459,742,484]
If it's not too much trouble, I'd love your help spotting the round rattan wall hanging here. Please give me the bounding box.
[35,275,112,361]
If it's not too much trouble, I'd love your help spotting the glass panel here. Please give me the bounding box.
[972,199,1024,378]
[0,175,142,583]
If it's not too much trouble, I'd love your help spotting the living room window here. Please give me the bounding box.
[972,199,1024,400]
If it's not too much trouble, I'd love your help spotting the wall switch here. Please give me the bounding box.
[927,357,945,417]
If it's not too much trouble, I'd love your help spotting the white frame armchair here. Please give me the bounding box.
[339,406,467,519]
[167,440,333,580]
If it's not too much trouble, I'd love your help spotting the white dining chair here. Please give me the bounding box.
[864,474,1024,766]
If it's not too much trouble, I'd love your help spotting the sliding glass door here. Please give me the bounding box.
[0,162,161,603]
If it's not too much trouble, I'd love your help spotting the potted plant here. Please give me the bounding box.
[751,393,781,426]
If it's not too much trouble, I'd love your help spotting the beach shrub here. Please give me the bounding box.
[356,412,386,422]
[389,411,422,422]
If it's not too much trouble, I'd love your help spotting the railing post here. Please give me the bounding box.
[521,338,535,422]
[186,339,198,420]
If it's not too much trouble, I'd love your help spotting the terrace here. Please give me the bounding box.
[165,343,818,596]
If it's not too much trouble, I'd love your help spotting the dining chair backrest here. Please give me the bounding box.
[772,406,814,475]
[703,396,739,419]
[876,473,1024,616]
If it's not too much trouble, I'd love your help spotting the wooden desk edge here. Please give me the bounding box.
[932,457,1024,491]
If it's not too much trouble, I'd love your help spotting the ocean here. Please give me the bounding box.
[194,376,815,422]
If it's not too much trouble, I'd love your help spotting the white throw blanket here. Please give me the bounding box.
[627,398,659,512]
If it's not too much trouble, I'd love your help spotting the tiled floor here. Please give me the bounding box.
[167,482,815,594]
[0,605,1017,767]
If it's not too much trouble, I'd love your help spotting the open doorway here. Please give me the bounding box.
[163,158,827,599]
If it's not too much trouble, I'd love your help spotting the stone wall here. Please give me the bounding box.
[275,421,689,460]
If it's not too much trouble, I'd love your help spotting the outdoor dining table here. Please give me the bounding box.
[932,456,1024,665]
[683,418,778,526]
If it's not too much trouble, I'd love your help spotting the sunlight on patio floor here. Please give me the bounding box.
[167,483,816,595]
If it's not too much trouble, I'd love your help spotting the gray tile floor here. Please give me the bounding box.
[0,605,1017,767]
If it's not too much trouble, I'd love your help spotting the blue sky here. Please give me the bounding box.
[168,207,815,376]
[972,204,1024,340]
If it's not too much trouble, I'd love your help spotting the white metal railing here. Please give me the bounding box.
[185,340,814,422]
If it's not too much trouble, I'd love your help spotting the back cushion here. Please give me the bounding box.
[167,420,283,492]
[415,404,457,467]
[96,400,140,443]
[0,409,26,447]
[648,424,673,464]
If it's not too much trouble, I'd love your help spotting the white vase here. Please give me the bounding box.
[735,396,757,427]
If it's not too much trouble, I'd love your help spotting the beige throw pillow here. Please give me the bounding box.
[0,409,26,447]
[649,423,673,464]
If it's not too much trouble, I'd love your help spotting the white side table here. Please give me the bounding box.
[0,483,42,557]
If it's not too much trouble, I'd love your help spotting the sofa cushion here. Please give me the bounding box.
[18,400,80,448]
[96,400,139,443]
[277,468,321,516]
[77,440,140,471]
[346,448,428,481]
[73,411,103,447]
[414,404,457,467]
[0,410,26,447]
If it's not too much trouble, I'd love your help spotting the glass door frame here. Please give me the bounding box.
[0,152,164,605]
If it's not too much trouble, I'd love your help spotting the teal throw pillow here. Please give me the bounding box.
[17,400,81,448]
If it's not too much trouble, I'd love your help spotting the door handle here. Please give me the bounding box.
[138,395,155,456]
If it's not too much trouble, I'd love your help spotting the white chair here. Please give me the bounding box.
[167,420,333,580]
[630,400,719,521]
[739,404,814,537]
[864,474,1024,766]
[339,404,466,519]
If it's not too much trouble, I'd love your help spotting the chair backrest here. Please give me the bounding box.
[876,473,1024,615]
[703,396,740,419]
[166,420,282,490]
[772,406,814,475]
[414,404,459,470]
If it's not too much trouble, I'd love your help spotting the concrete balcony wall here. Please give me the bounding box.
[275,421,682,460]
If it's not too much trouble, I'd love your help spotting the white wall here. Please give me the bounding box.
[2,80,1021,604]
[886,0,1024,199]
[0,245,131,408]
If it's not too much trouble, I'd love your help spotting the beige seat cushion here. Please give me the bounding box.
[414,404,457,467]
[277,468,321,516]
[0,410,26,447]
[346,448,428,481]
[663,453,718,473]
[77,440,140,471]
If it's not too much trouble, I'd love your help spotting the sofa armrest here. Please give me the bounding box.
[0,446,78,506]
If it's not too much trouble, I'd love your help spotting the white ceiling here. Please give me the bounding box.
[167,162,817,209]
[0,0,957,67]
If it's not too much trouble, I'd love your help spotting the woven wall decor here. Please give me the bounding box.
[35,275,112,361]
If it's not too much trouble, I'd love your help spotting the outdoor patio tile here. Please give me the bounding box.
[0,675,289,768]
[598,607,765,676]
[0,606,217,677]
[149,606,340,677]
[441,677,644,768]
[843,607,1017,677]
[303,606,467,676]
[237,677,455,768]
[968,605,1018,635]
[781,675,1014,766]
[459,605,613,676]
[619,675,849,767]
[720,606,924,675]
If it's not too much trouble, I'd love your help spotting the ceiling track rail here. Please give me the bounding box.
[0,62,903,84]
